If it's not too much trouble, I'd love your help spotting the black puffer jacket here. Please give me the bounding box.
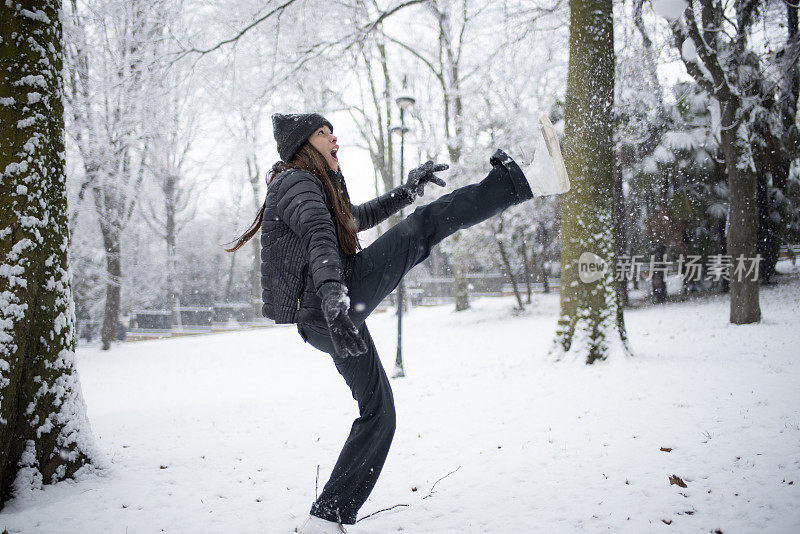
[260,167,412,326]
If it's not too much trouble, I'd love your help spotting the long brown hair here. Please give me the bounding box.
[222,141,361,254]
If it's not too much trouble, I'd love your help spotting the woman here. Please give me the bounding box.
[225,112,569,533]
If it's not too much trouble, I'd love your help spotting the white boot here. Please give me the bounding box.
[521,115,571,196]
[295,514,348,534]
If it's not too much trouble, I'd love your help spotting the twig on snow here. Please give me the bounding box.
[356,502,411,521]
[356,466,461,522]
[423,465,461,499]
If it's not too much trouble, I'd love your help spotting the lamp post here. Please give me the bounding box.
[390,92,415,379]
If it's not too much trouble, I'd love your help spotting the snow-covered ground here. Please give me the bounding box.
[2,271,799,533]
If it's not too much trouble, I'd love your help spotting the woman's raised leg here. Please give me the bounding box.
[346,148,533,326]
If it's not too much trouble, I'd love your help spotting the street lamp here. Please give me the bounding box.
[391,91,415,379]
[396,95,415,110]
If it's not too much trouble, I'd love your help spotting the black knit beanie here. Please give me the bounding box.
[272,112,334,162]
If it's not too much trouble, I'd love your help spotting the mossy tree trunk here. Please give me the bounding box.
[0,0,101,508]
[554,0,630,363]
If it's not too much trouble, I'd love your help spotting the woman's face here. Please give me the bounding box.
[308,125,339,172]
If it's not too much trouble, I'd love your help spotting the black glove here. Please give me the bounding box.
[318,281,367,358]
[402,160,449,200]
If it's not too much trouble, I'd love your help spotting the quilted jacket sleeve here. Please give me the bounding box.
[351,186,414,231]
[274,170,344,292]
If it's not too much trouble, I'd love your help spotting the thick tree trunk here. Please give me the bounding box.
[0,0,101,508]
[554,0,629,363]
[719,101,760,324]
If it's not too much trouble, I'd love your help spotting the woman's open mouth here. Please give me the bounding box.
[331,146,338,161]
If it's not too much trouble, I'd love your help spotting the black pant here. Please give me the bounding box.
[296,149,532,524]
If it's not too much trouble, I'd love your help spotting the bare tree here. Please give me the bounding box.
[494,216,526,310]
[140,59,200,318]
[341,4,397,208]
[65,0,171,348]
[379,0,522,310]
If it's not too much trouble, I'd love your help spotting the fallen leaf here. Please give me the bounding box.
[669,474,687,488]
[662,519,672,525]
[660,447,672,452]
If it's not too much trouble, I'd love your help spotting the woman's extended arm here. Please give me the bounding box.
[340,161,448,232]
[351,186,414,231]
